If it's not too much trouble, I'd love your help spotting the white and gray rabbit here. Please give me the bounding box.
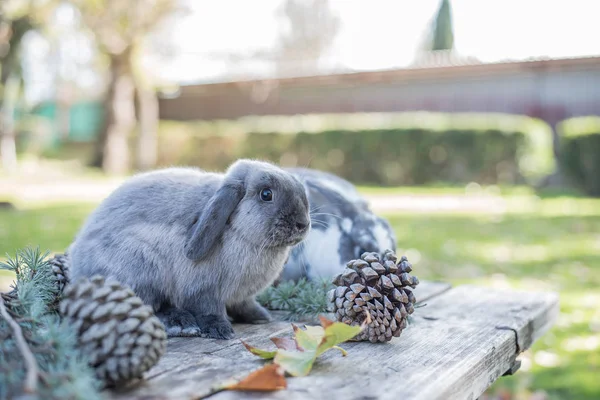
[66,159,311,339]
[280,167,397,282]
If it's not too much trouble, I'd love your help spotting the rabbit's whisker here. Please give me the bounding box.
[310,212,342,220]
[310,220,329,229]
[309,205,329,213]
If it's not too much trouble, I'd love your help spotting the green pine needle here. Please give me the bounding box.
[257,278,334,321]
[0,247,103,400]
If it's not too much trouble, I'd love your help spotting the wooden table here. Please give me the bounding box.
[110,281,559,400]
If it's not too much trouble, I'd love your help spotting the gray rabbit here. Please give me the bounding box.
[280,167,397,282]
[66,159,311,339]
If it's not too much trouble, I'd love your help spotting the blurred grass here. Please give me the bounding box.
[0,190,599,399]
[0,203,95,290]
[386,201,600,400]
[357,183,532,196]
[357,183,586,198]
[0,204,94,255]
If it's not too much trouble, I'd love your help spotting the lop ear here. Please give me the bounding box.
[185,180,245,261]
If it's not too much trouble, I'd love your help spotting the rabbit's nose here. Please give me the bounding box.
[295,221,309,232]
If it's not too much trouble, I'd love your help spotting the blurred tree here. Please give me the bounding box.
[0,1,34,173]
[132,9,186,171]
[427,0,454,51]
[69,0,180,174]
[199,0,339,82]
[133,61,159,172]
[0,0,56,173]
[274,0,340,77]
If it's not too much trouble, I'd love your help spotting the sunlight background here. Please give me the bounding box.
[158,0,600,82]
[20,0,600,104]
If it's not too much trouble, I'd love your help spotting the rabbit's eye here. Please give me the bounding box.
[260,188,273,202]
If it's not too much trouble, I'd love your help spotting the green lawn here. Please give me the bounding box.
[387,209,600,400]
[1,193,599,399]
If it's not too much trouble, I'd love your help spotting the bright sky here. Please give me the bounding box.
[156,0,600,84]
[20,0,600,104]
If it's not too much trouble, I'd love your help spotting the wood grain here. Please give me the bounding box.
[105,281,558,400]
[212,322,518,400]
[417,285,560,353]
[412,280,452,304]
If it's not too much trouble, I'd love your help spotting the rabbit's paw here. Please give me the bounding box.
[156,307,202,337]
[227,299,273,324]
[196,314,236,340]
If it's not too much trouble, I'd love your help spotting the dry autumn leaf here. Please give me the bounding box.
[240,340,277,359]
[316,319,366,356]
[271,337,300,351]
[239,314,369,380]
[224,364,287,392]
[273,348,317,377]
[208,305,374,397]
[294,325,322,352]
[319,315,334,329]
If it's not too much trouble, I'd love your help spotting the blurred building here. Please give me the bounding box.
[158,53,600,129]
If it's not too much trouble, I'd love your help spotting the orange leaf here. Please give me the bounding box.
[225,364,287,392]
[318,315,334,329]
[270,337,300,351]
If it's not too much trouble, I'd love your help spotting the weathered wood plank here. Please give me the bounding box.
[106,283,558,400]
[212,286,558,400]
[165,319,293,355]
[212,321,517,400]
[418,285,560,352]
[412,280,452,304]
[109,352,259,399]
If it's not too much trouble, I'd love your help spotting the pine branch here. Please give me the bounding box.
[258,278,334,321]
[0,294,39,394]
[0,247,103,400]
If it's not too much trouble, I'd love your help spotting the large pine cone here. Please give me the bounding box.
[327,249,419,343]
[59,275,167,387]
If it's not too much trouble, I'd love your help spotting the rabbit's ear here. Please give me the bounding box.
[185,180,245,261]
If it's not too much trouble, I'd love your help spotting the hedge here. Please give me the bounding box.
[560,133,600,196]
[559,117,600,196]
[157,126,531,186]
[157,112,555,184]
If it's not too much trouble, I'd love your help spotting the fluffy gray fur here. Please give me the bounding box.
[67,159,311,339]
[280,167,397,282]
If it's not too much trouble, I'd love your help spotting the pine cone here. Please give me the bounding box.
[327,249,419,343]
[59,275,167,387]
[49,253,70,292]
